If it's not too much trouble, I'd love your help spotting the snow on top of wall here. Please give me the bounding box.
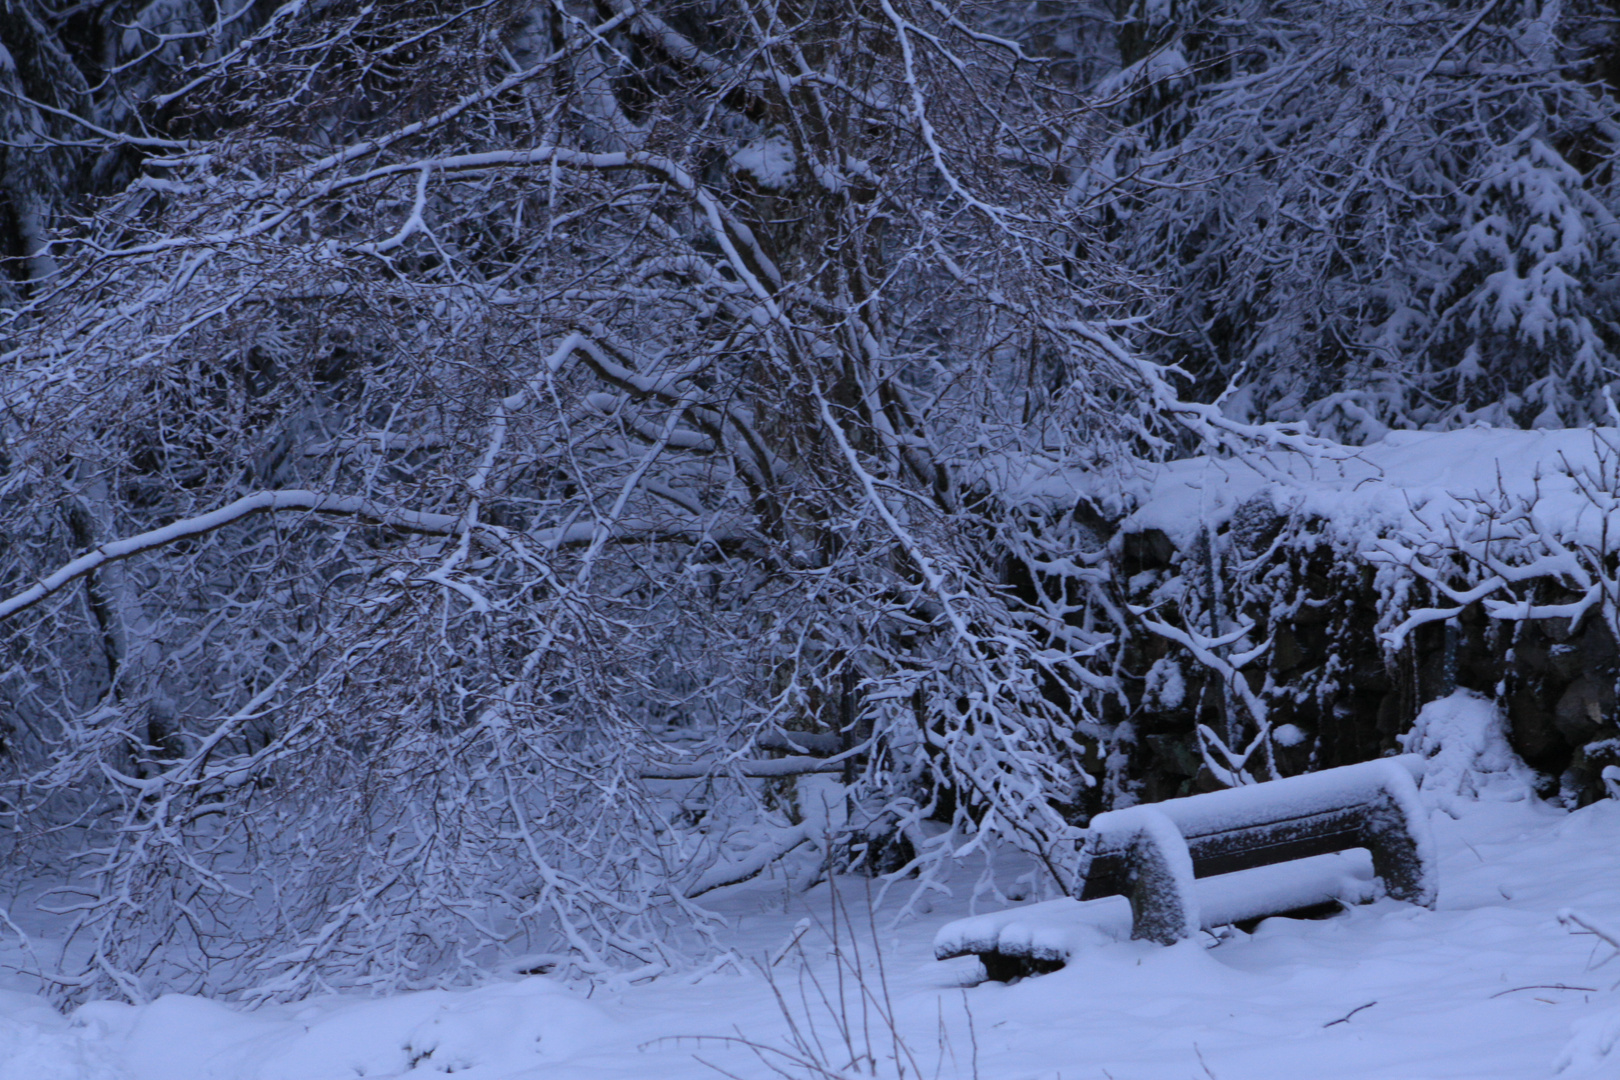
[981,427,1620,552]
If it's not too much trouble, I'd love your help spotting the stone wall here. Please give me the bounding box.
[1103,496,1620,808]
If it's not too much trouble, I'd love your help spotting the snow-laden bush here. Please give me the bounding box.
[1400,690,1538,810]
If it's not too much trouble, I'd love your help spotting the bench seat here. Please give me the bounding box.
[934,849,1380,977]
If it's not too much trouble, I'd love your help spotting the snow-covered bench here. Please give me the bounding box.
[937,756,1436,979]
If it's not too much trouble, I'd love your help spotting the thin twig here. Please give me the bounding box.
[1323,1001,1377,1027]
[1488,984,1597,998]
[1560,909,1620,952]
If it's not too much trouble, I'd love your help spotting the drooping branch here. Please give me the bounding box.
[0,491,458,623]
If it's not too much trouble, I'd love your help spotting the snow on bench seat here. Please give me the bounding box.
[935,849,1378,977]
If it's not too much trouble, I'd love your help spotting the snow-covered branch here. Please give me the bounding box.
[0,491,458,623]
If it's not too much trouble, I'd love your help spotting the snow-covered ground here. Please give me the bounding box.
[4,745,1619,1080]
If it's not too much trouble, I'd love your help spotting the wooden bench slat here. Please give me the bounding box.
[1189,818,1366,878]
[1079,806,1373,898]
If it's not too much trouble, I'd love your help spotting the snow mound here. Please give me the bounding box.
[0,991,125,1080]
[35,978,616,1080]
[1400,689,1537,809]
[254,978,610,1080]
[1556,1005,1620,1077]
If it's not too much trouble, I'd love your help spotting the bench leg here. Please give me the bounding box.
[1360,784,1438,909]
[1121,810,1202,945]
